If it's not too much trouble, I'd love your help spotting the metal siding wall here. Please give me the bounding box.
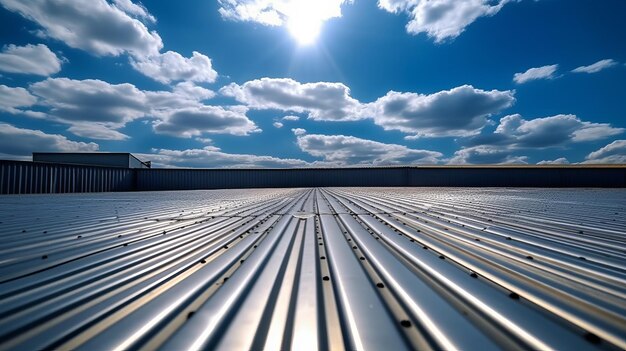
[135,167,625,191]
[2,161,626,194]
[0,161,135,194]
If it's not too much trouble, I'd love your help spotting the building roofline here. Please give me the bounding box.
[137,164,626,171]
[31,152,150,168]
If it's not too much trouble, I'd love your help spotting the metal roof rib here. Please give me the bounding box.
[0,187,624,350]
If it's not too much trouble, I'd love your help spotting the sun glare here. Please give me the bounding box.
[287,16,322,45]
[286,2,328,45]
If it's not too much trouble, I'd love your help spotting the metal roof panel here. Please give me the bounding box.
[0,188,624,350]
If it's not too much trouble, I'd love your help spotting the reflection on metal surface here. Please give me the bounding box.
[0,188,625,350]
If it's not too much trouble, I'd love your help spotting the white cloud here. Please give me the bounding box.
[291,127,307,136]
[195,137,213,144]
[28,77,255,140]
[493,114,623,147]
[458,114,624,163]
[112,0,156,23]
[282,115,300,121]
[0,0,163,58]
[572,59,618,74]
[0,44,63,76]
[449,146,528,165]
[67,123,130,140]
[221,78,363,121]
[365,85,515,137]
[0,123,98,156]
[513,64,558,84]
[537,157,569,165]
[0,1,222,89]
[172,82,216,100]
[457,114,624,164]
[218,0,349,26]
[296,133,442,165]
[153,106,260,138]
[224,79,515,138]
[378,0,514,42]
[139,146,310,168]
[144,85,214,112]
[584,140,626,164]
[130,51,218,84]
[273,121,284,128]
[30,78,147,127]
[0,84,38,114]
[219,0,352,44]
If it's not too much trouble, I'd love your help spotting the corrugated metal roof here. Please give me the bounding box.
[0,188,625,350]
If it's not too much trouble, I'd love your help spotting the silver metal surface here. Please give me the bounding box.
[0,160,134,194]
[0,188,624,350]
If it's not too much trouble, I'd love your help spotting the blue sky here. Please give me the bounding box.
[0,0,625,167]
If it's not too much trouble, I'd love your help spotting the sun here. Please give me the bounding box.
[285,2,326,45]
[287,16,322,45]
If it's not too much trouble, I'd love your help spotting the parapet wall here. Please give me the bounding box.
[1,160,624,194]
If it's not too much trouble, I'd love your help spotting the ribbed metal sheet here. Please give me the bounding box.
[0,160,135,194]
[0,188,625,350]
[136,167,626,190]
[2,160,626,194]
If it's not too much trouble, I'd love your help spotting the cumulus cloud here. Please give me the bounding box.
[0,84,38,114]
[537,157,569,165]
[296,133,442,165]
[112,0,155,23]
[572,59,618,74]
[195,137,213,144]
[273,121,284,128]
[458,114,624,163]
[492,114,624,147]
[171,81,216,100]
[282,115,300,121]
[27,77,254,140]
[291,127,307,136]
[0,1,223,87]
[513,64,558,84]
[139,146,310,168]
[30,78,147,126]
[218,0,349,26]
[67,123,130,140]
[0,0,163,58]
[365,85,515,138]
[130,51,218,84]
[224,79,515,138]
[378,0,514,42]
[0,123,98,157]
[153,106,260,137]
[449,146,528,165]
[220,78,363,121]
[0,44,63,76]
[144,84,215,112]
[584,140,626,164]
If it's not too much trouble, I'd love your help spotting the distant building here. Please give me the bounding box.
[32,152,151,169]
